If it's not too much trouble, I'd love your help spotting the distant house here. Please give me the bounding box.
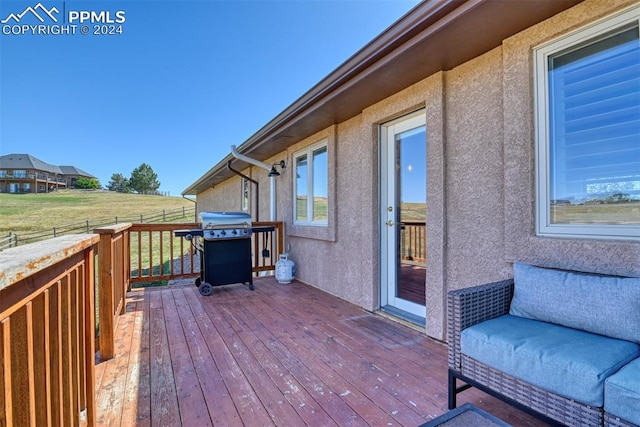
[59,165,97,188]
[0,153,96,194]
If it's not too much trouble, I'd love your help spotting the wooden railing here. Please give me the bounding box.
[0,234,98,426]
[252,222,285,274]
[400,221,426,264]
[0,221,285,425]
[128,222,201,284]
[93,224,131,360]
[126,221,285,284]
[95,221,284,357]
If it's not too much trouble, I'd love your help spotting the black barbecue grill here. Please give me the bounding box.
[175,212,274,296]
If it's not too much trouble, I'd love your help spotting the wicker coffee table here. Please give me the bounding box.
[420,403,512,427]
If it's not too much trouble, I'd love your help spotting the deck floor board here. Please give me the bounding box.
[95,278,549,426]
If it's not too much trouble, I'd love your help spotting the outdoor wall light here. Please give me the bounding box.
[267,160,286,177]
[268,166,280,177]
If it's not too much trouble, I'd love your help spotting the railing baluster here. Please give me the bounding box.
[1,318,13,426]
[32,290,52,426]
[0,235,99,426]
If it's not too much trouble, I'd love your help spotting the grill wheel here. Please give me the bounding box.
[199,282,213,296]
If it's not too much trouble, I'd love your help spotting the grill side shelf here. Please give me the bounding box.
[174,229,204,238]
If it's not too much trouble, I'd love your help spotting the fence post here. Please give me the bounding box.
[53,227,56,237]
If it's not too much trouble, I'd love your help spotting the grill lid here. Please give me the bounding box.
[200,211,252,229]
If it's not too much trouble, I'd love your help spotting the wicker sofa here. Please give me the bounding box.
[447,263,640,427]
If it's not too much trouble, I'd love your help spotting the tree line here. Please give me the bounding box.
[74,163,161,194]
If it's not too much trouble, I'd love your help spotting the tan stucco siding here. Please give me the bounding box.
[502,0,640,278]
[195,0,640,340]
[196,177,241,216]
[444,47,510,290]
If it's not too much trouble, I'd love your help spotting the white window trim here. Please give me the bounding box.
[293,139,328,226]
[534,5,640,241]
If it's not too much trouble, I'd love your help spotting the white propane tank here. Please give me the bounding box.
[275,253,295,284]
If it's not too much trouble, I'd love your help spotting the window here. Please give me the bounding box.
[0,170,6,177]
[13,170,27,178]
[241,178,250,212]
[294,141,328,225]
[535,6,640,240]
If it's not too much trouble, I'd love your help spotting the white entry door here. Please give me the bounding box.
[380,111,427,320]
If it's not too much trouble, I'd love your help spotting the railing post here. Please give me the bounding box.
[97,231,115,360]
[94,223,132,361]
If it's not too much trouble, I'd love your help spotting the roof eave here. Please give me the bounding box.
[183,0,583,195]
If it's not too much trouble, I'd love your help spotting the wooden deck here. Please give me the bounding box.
[94,278,548,426]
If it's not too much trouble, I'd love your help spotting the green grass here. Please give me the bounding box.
[0,189,195,234]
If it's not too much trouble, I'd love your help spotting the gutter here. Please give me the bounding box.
[226,160,259,221]
[230,145,277,221]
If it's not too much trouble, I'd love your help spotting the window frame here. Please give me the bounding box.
[534,5,640,241]
[293,139,329,226]
[241,177,250,212]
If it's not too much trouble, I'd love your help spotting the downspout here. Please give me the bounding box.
[230,145,277,221]
[227,160,259,221]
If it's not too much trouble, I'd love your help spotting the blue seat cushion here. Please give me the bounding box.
[461,315,640,407]
[509,263,640,344]
[605,358,640,424]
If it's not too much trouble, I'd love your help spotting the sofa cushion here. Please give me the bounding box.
[461,315,640,407]
[509,262,640,344]
[605,358,640,425]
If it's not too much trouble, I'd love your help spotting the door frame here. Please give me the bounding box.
[379,110,426,319]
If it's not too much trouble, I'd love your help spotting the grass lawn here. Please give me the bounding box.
[0,189,195,234]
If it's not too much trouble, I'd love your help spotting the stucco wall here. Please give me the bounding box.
[196,166,274,221]
[502,0,640,278]
[444,47,509,293]
[196,177,241,216]
[195,0,640,341]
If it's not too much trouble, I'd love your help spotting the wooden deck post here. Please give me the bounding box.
[95,223,132,361]
[97,231,116,360]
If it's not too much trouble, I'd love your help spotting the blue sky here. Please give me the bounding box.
[0,0,420,196]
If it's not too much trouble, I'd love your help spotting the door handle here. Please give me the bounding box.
[385,220,394,226]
